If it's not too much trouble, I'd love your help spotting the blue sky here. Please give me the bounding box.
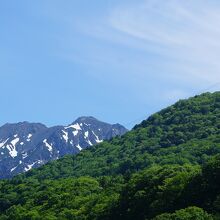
[1,0,220,128]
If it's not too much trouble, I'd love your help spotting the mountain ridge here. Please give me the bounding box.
[0,116,127,179]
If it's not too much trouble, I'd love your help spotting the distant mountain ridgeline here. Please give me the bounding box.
[0,116,127,179]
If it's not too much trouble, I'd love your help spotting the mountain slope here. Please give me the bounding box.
[0,92,219,219]
[0,117,127,179]
[20,92,220,180]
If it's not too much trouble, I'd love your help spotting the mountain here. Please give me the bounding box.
[0,92,219,219]
[0,116,127,179]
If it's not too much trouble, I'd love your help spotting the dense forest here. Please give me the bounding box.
[0,92,220,219]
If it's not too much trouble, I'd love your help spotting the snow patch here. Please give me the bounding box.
[11,166,18,172]
[24,161,37,172]
[22,152,28,159]
[87,140,93,146]
[84,131,89,138]
[0,139,9,148]
[73,130,78,136]
[24,160,42,172]
[92,131,103,143]
[7,145,18,158]
[7,138,19,158]
[62,130,68,143]
[76,144,82,151]
[11,161,23,173]
[96,139,103,144]
[11,138,19,147]
[43,139,53,152]
[27,133,32,142]
[65,123,81,130]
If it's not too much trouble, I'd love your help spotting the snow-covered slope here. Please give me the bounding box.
[0,117,127,179]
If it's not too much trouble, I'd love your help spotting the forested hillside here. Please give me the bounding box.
[0,92,220,219]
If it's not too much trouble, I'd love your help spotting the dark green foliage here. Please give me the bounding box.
[178,154,220,215]
[153,207,213,220]
[109,164,200,219]
[0,92,220,219]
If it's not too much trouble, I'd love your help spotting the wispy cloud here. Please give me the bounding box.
[47,0,220,104]
[107,0,220,84]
